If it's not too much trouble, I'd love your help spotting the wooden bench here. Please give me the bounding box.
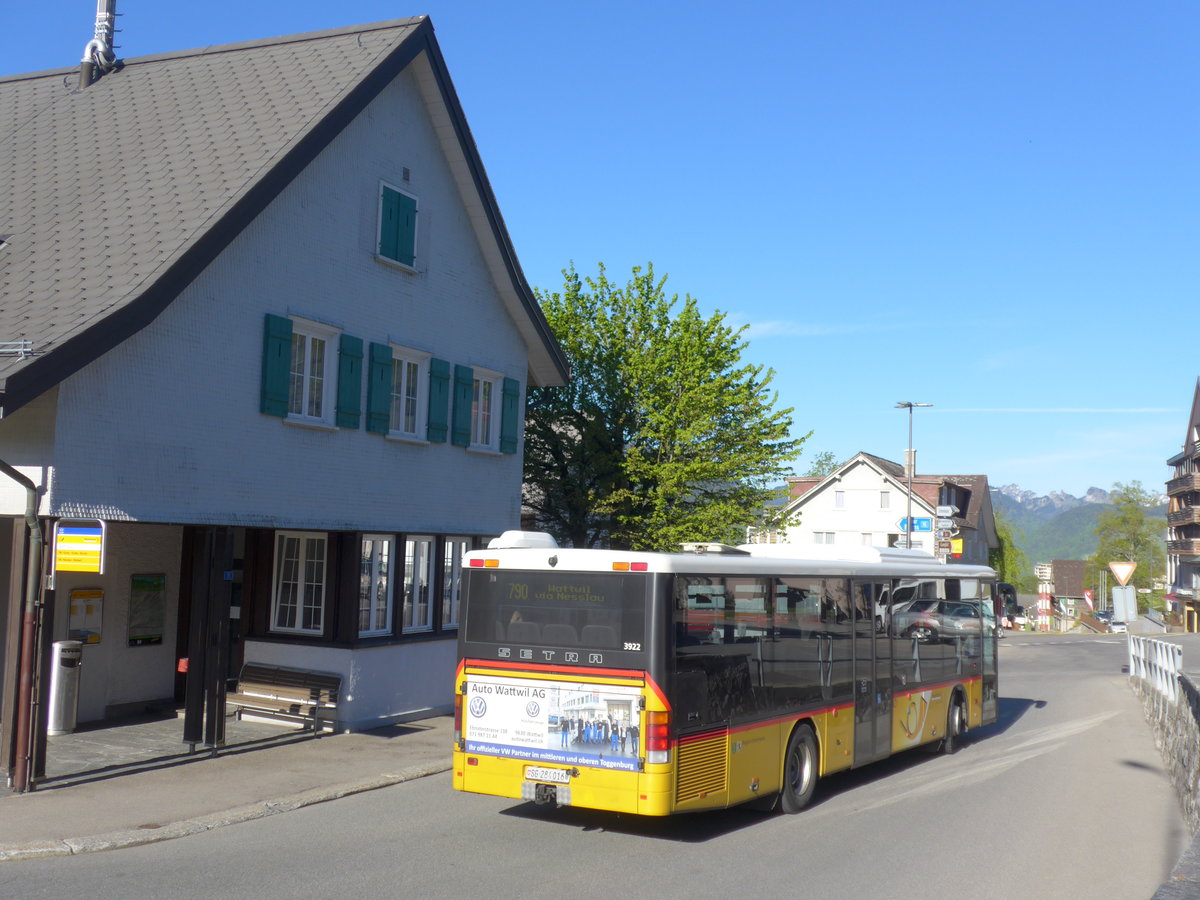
[226,663,341,734]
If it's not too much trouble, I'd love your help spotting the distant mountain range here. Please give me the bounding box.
[991,484,1167,564]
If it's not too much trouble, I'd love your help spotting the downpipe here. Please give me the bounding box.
[0,458,44,792]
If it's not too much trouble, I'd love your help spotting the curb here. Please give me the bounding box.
[0,760,450,862]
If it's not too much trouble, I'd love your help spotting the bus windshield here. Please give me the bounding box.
[463,569,649,654]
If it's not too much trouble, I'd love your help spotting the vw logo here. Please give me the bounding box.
[468,696,487,718]
[526,701,541,717]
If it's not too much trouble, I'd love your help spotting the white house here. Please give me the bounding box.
[757,453,999,567]
[0,15,568,780]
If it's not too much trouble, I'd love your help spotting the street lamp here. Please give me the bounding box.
[896,402,933,549]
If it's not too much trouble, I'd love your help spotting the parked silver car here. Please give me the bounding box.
[892,599,982,642]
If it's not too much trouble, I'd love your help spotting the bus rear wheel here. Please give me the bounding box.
[780,724,818,813]
[942,695,964,755]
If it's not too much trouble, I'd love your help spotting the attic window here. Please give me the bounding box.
[377,183,417,269]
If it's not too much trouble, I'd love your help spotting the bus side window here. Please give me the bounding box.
[729,577,769,642]
[677,578,726,646]
[672,577,766,723]
[763,577,825,708]
[823,579,853,703]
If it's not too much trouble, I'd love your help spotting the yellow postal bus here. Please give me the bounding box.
[452,532,998,815]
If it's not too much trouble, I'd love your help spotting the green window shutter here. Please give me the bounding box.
[336,335,363,429]
[260,313,293,417]
[499,377,521,454]
[379,187,401,261]
[451,364,474,447]
[427,358,450,443]
[366,342,393,435]
[395,192,417,266]
[379,186,417,267]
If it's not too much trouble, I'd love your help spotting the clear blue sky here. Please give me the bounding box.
[8,2,1197,497]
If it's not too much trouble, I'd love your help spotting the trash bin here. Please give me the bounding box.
[48,640,83,735]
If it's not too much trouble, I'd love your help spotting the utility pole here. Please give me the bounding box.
[896,402,932,549]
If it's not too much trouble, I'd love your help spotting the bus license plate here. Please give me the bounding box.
[525,766,570,784]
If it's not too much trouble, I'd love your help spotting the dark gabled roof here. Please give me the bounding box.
[0,17,568,416]
[859,452,904,479]
[927,473,994,535]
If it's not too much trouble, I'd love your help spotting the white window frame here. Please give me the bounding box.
[814,532,835,545]
[388,346,430,441]
[271,531,328,635]
[441,537,471,630]
[470,368,503,451]
[287,317,339,427]
[403,535,435,633]
[359,534,395,637]
[880,491,890,509]
[834,490,846,509]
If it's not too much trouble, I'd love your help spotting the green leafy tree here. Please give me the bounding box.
[1088,481,1166,607]
[804,451,842,477]
[989,507,1033,591]
[525,263,806,550]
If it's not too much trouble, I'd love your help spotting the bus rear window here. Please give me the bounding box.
[463,570,646,651]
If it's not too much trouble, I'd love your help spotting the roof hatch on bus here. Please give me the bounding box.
[679,542,751,556]
[487,530,560,549]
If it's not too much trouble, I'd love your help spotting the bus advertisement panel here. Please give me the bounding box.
[463,675,642,773]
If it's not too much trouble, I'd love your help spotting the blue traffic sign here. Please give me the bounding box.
[898,517,933,533]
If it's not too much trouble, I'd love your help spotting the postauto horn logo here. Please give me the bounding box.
[469,696,487,718]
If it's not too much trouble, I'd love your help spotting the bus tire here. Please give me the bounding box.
[780,723,818,813]
[942,694,964,755]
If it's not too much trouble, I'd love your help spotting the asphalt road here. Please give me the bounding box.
[1,633,1189,899]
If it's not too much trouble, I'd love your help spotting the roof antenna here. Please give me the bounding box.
[79,0,119,89]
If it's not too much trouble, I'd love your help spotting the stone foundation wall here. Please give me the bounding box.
[1135,674,1200,835]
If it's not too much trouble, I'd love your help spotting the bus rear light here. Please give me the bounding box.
[454,692,463,743]
[646,710,670,763]
[612,562,630,571]
[612,561,649,571]
[631,562,648,571]
[469,558,500,568]
[469,559,485,567]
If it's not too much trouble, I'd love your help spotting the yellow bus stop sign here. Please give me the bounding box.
[54,521,105,573]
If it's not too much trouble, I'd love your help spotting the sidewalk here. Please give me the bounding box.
[0,716,453,862]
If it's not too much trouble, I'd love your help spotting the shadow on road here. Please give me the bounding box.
[499,697,1047,842]
[500,800,767,842]
[974,696,1045,739]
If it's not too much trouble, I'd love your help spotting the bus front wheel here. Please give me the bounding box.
[780,723,818,813]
